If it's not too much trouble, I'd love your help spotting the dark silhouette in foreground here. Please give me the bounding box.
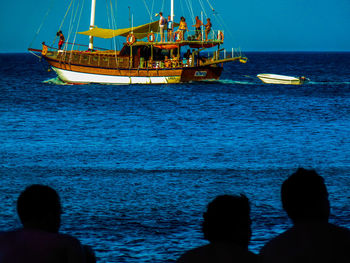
[177,194,258,263]
[260,168,350,263]
[0,184,95,263]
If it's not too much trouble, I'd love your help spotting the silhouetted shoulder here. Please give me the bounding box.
[260,222,350,263]
[177,243,259,263]
[0,229,85,263]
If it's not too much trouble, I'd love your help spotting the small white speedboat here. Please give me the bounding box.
[257,74,309,85]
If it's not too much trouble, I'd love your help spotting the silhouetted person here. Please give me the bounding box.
[184,49,192,60]
[0,184,96,263]
[177,195,258,263]
[260,168,350,263]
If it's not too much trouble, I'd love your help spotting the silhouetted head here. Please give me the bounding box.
[56,30,62,36]
[17,185,62,233]
[281,168,330,224]
[202,195,252,248]
[159,12,163,16]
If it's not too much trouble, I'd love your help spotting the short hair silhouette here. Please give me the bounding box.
[260,168,350,263]
[17,184,62,233]
[1,184,96,262]
[281,168,330,223]
[202,194,251,247]
[177,194,257,263]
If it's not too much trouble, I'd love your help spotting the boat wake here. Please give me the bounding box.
[43,77,72,85]
[308,81,350,85]
[41,78,350,86]
[216,79,257,85]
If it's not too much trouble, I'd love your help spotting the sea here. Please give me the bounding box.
[0,52,350,262]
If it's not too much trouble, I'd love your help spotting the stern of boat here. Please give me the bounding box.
[180,66,223,82]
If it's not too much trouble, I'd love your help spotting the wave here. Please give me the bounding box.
[308,81,350,85]
[42,77,72,85]
[218,79,350,86]
[216,79,257,85]
[41,77,350,86]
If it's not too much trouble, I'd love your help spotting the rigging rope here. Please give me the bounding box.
[142,0,152,21]
[65,0,81,51]
[106,0,119,64]
[51,0,75,46]
[205,0,215,12]
[70,0,85,58]
[160,0,165,14]
[179,0,185,20]
[106,0,112,32]
[214,12,235,42]
[110,0,120,53]
[148,0,156,34]
[29,0,55,48]
[198,0,208,19]
[184,0,195,25]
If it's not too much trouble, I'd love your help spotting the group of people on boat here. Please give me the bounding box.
[1,168,349,262]
[158,12,212,42]
[144,48,205,69]
[55,14,214,51]
[147,54,179,69]
[145,50,204,69]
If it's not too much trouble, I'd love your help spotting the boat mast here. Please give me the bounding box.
[89,0,96,50]
[171,0,174,21]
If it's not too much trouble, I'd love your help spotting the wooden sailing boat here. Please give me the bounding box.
[29,0,248,84]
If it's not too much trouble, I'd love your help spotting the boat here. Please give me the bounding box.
[257,74,309,85]
[28,0,248,85]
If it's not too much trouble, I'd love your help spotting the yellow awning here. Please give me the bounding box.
[79,21,174,39]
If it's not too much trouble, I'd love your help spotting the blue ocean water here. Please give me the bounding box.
[0,52,350,262]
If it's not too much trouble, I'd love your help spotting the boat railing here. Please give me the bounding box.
[141,48,243,69]
[138,29,224,43]
[141,58,201,69]
[207,48,246,60]
[41,39,246,69]
[45,42,108,54]
[48,48,246,69]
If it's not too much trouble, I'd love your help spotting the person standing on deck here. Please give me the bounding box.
[57,30,65,50]
[158,12,167,43]
[179,17,188,41]
[204,18,212,41]
[167,16,173,42]
[192,16,203,40]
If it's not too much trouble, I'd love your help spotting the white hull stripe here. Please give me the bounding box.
[52,67,181,84]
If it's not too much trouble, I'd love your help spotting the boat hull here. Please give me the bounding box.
[257,74,307,85]
[52,67,181,84]
[46,57,222,84]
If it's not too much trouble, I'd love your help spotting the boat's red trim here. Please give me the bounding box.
[28,48,42,53]
[154,44,179,49]
[189,43,217,49]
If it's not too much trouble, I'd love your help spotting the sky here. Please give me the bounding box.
[1,0,349,52]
